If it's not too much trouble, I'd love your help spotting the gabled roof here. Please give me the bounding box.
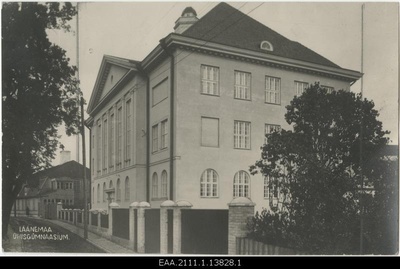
[87,55,140,115]
[181,2,340,68]
[30,160,90,186]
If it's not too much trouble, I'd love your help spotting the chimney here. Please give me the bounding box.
[60,150,71,165]
[174,7,199,34]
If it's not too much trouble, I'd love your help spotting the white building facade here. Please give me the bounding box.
[86,3,362,213]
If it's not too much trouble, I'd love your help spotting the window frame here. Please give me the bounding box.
[234,120,251,150]
[200,65,220,96]
[160,119,168,150]
[234,70,252,101]
[124,177,130,201]
[233,170,251,198]
[152,124,159,153]
[200,169,219,198]
[295,81,309,96]
[152,172,159,199]
[161,171,168,199]
[264,124,281,144]
[265,76,281,105]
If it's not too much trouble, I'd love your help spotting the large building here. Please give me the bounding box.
[86,3,361,213]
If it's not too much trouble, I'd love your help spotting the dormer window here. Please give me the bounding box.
[260,41,273,52]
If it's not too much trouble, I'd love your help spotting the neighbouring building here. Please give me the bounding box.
[13,151,91,217]
[86,3,362,213]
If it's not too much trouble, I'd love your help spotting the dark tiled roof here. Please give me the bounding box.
[181,2,340,68]
[30,160,90,186]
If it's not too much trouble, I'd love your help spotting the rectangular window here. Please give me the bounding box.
[97,120,102,174]
[125,99,131,165]
[152,78,168,106]
[322,85,334,94]
[109,112,115,170]
[295,81,309,96]
[201,117,219,147]
[264,177,269,199]
[152,124,159,153]
[201,65,219,96]
[265,76,281,104]
[264,124,281,144]
[234,71,251,100]
[234,121,251,149]
[161,119,168,149]
[92,133,95,176]
[116,105,122,169]
[103,117,108,173]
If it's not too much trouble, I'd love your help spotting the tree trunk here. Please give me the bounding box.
[2,175,23,238]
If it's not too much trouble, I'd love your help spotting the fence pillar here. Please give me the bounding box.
[137,201,150,254]
[108,202,120,236]
[72,209,76,224]
[174,200,192,254]
[129,202,140,251]
[228,197,255,255]
[97,211,101,229]
[57,202,63,220]
[160,200,176,254]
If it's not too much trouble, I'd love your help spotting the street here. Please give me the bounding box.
[6,217,105,253]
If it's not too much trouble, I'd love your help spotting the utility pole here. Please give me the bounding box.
[359,3,365,255]
[76,2,88,240]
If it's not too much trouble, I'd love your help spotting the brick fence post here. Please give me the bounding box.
[108,202,120,237]
[174,200,192,254]
[228,197,255,255]
[129,202,140,251]
[137,201,150,254]
[160,200,176,254]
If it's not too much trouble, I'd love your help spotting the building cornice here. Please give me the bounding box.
[158,33,362,83]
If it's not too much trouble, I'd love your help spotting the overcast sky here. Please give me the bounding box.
[47,1,398,166]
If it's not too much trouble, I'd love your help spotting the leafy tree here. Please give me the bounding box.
[2,2,80,238]
[249,83,391,254]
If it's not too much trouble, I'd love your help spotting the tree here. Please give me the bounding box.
[2,2,80,238]
[249,83,391,254]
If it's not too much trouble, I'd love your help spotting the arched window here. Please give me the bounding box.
[233,171,250,198]
[109,180,113,189]
[200,169,218,197]
[152,173,158,199]
[116,178,121,201]
[103,182,106,202]
[97,184,100,203]
[125,177,130,201]
[161,171,168,198]
[260,41,273,51]
[92,187,95,204]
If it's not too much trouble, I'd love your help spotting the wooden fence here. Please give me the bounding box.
[236,237,305,255]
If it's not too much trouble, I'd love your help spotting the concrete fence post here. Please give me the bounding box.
[228,197,255,255]
[129,202,140,251]
[160,200,176,254]
[97,211,101,229]
[137,201,150,254]
[174,200,192,254]
[108,202,120,237]
[72,209,77,225]
[57,202,63,220]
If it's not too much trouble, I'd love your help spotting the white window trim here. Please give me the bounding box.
[234,120,251,150]
[234,71,251,101]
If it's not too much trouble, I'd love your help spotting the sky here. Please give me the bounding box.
[47,1,399,166]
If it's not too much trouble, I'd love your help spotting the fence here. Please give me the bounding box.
[56,198,303,255]
[236,237,304,255]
